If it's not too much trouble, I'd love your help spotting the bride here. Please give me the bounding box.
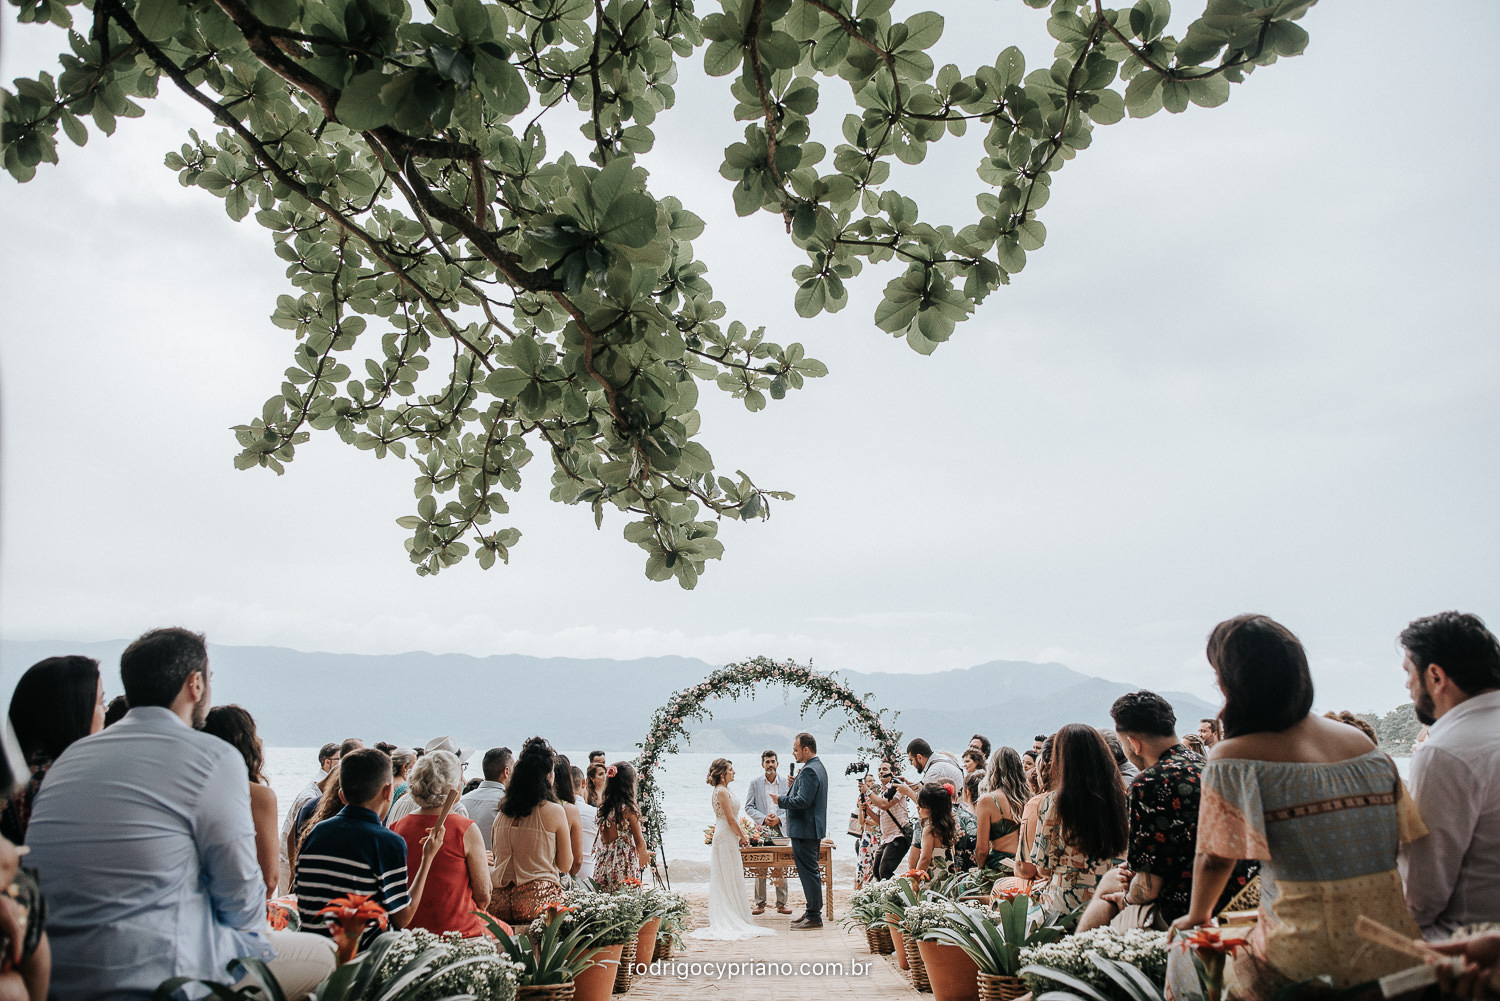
[690,758,777,941]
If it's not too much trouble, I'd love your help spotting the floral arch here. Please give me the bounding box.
[633,656,902,885]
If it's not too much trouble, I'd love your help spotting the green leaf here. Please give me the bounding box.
[704,40,744,77]
[898,12,943,52]
[597,193,658,248]
[336,71,396,131]
[132,0,187,41]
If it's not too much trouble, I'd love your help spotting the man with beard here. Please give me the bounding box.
[1398,611,1500,939]
[27,628,335,1000]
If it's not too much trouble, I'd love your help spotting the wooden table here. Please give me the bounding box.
[739,841,835,918]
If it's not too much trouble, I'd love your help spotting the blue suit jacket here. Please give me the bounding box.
[780,756,828,840]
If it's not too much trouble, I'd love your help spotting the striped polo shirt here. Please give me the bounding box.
[294,805,411,938]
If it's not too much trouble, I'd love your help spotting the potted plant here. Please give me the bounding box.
[375,929,523,1001]
[902,899,959,994]
[319,894,391,965]
[842,879,897,954]
[1018,953,1167,1001]
[930,890,1066,1001]
[533,888,643,1000]
[652,892,689,961]
[884,871,925,971]
[1019,928,1170,1000]
[483,908,611,1001]
[907,899,978,1001]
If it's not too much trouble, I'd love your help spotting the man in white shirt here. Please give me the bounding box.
[743,749,790,914]
[28,628,334,1001]
[459,746,512,852]
[1397,611,1500,939]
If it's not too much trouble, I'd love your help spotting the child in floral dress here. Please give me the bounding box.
[593,762,650,891]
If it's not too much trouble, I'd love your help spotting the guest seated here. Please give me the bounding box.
[459,747,510,853]
[961,748,985,777]
[1009,736,1055,892]
[585,761,607,807]
[570,766,599,885]
[290,762,342,878]
[552,755,584,879]
[915,782,961,874]
[1028,723,1127,917]
[968,734,992,760]
[203,705,280,896]
[488,738,572,923]
[1172,614,1425,998]
[1100,730,1140,785]
[390,751,489,937]
[387,737,471,828]
[1079,691,1256,932]
[390,748,416,810]
[0,738,49,1001]
[2,656,104,843]
[1397,611,1500,938]
[973,747,1027,869]
[28,628,334,1001]
[103,695,129,728]
[280,743,338,892]
[1019,749,1040,794]
[295,747,445,941]
[1182,733,1206,756]
[593,761,650,890]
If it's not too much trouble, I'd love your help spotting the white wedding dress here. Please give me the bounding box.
[689,787,777,941]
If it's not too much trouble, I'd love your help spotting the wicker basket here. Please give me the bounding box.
[653,938,673,962]
[517,985,575,1001]
[865,924,895,954]
[977,973,1028,1001]
[905,936,931,993]
[612,939,638,993]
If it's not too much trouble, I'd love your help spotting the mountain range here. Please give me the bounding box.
[0,639,1223,755]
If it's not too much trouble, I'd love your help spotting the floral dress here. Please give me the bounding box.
[1030,792,1124,917]
[593,809,644,891]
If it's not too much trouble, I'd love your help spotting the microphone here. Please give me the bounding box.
[788,761,796,781]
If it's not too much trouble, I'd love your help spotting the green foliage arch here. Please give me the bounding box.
[3,0,1317,584]
[634,655,901,880]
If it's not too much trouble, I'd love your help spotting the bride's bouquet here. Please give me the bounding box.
[739,817,777,846]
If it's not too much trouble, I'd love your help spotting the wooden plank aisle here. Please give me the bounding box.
[626,904,917,1001]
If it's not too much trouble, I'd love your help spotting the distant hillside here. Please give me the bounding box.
[1,641,1216,755]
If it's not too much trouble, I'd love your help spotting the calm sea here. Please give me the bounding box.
[268,748,876,883]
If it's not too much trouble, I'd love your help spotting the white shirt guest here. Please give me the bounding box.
[459,747,512,853]
[1397,612,1500,938]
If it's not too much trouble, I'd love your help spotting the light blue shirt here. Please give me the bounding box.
[744,773,789,830]
[27,707,274,1001]
[458,780,506,852]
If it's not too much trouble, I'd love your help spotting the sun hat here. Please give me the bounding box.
[423,735,474,763]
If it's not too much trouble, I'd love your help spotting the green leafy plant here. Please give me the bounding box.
[2,0,1318,586]
[480,913,605,986]
[1020,929,1169,1000]
[929,895,1065,976]
[900,899,960,940]
[842,877,900,930]
[375,930,522,1001]
[1020,952,1166,1001]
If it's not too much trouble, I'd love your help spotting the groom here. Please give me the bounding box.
[775,731,828,929]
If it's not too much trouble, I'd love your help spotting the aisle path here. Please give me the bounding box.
[626,908,916,1001]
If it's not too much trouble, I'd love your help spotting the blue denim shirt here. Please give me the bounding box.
[27,707,274,1001]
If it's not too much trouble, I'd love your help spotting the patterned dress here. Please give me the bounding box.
[1197,748,1425,997]
[1030,792,1125,917]
[593,809,644,891]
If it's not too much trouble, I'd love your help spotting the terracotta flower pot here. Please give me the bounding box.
[634,918,661,976]
[572,944,623,1001]
[917,941,979,1001]
[888,916,909,970]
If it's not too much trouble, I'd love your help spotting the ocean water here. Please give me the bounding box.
[268,748,879,883]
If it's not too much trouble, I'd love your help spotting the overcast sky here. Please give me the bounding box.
[2,1,1496,716]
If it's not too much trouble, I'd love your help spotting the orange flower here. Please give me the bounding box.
[900,869,929,881]
[318,894,388,964]
[1181,927,1247,957]
[539,902,575,923]
[993,886,1026,902]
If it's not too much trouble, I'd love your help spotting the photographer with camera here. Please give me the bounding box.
[862,759,914,880]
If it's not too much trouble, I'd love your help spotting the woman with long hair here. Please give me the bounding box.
[593,761,650,891]
[552,754,583,879]
[488,737,571,923]
[1173,615,1423,996]
[915,782,959,875]
[585,762,607,808]
[391,751,489,936]
[290,762,342,878]
[1029,724,1128,916]
[203,705,279,895]
[691,759,775,941]
[3,656,104,843]
[974,746,1028,869]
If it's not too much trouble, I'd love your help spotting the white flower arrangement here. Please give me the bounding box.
[1020,928,1169,997]
[901,899,962,940]
[530,887,645,946]
[374,929,523,1001]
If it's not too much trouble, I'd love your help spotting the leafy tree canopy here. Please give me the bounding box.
[3,0,1315,585]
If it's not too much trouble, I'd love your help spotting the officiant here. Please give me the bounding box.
[744,749,791,915]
